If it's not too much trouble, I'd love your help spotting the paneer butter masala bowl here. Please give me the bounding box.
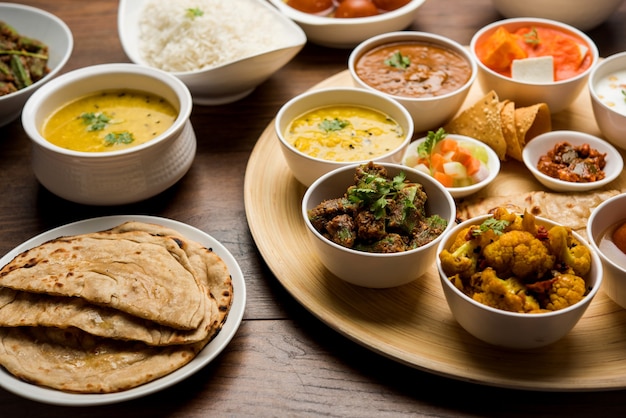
[349,31,476,133]
[21,63,195,206]
[436,207,602,349]
[470,17,598,113]
[303,162,456,288]
[276,87,414,187]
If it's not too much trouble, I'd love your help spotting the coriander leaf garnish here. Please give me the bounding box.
[384,51,410,70]
[319,118,349,133]
[523,27,540,45]
[473,217,510,236]
[80,112,111,132]
[185,7,204,19]
[417,127,447,159]
[104,131,134,146]
[622,89,626,103]
[347,170,409,220]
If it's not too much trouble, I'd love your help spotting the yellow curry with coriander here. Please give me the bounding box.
[285,105,405,162]
[42,89,177,152]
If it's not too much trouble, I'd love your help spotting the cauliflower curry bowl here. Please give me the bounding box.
[436,207,602,349]
[302,161,456,288]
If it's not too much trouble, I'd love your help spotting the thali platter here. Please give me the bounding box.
[244,70,626,391]
[0,215,246,406]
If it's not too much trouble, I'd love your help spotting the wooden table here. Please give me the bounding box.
[2,0,626,416]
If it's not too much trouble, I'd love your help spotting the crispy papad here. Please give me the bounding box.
[457,189,620,238]
[0,229,205,330]
[0,326,205,394]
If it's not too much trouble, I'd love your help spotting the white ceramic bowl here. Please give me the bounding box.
[587,193,626,309]
[276,87,414,187]
[21,63,195,206]
[470,18,599,114]
[118,0,306,105]
[348,31,477,133]
[588,51,626,151]
[402,133,500,199]
[522,130,623,192]
[437,214,603,349]
[303,162,456,288]
[491,0,625,31]
[267,0,426,49]
[0,3,73,127]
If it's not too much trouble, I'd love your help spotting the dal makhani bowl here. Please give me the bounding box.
[470,17,598,113]
[276,87,414,187]
[348,31,476,133]
[303,162,456,288]
[21,63,195,206]
[436,209,603,349]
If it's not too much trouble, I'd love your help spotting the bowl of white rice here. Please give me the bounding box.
[118,0,306,105]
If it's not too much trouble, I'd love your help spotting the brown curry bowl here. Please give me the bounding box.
[348,31,477,134]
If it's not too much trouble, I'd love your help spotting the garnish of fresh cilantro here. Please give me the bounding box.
[80,112,111,132]
[523,27,540,46]
[473,217,511,236]
[417,127,447,160]
[384,51,411,70]
[104,131,135,146]
[347,171,409,220]
[186,7,203,19]
[319,118,349,133]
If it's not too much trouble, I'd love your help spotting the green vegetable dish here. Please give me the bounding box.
[0,21,50,96]
[439,207,592,313]
[308,162,448,253]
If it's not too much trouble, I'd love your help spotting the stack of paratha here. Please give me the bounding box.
[0,221,233,394]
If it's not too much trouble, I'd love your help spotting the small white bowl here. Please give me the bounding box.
[21,63,195,206]
[276,87,414,187]
[0,3,73,127]
[437,213,603,349]
[402,134,500,199]
[470,18,599,113]
[587,193,626,309]
[588,51,626,151]
[349,31,477,133]
[267,0,426,49]
[118,0,306,105]
[522,130,623,192]
[491,0,625,31]
[303,162,456,288]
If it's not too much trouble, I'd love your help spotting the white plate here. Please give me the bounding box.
[0,215,246,406]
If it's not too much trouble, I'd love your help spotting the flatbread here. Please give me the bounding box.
[444,90,507,160]
[0,221,234,393]
[0,229,206,330]
[0,326,205,394]
[515,103,551,146]
[457,189,620,239]
[500,100,523,161]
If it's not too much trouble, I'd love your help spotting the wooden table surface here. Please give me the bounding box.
[2,0,626,416]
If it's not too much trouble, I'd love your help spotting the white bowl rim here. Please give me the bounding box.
[469,17,599,86]
[521,129,624,189]
[402,134,501,193]
[268,0,426,26]
[588,51,626,116]
[0,2,74,102]
[21,63,193,159]
[348,31,478,103]
[276,86,415,166]
[587,194,626,275]
[437,213,603,318]
[118,0,306,76]
[302,162,457,258]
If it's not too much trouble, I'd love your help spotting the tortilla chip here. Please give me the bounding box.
[444,90,507,160]
[515,103,551,145]
[500,100,523,161]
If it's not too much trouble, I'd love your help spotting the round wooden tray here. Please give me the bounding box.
[244,70,626,391]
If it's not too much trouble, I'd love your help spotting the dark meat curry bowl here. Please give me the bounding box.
[302,162,456,288]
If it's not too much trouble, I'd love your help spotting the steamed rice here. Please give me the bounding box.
[138,0,294,72]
